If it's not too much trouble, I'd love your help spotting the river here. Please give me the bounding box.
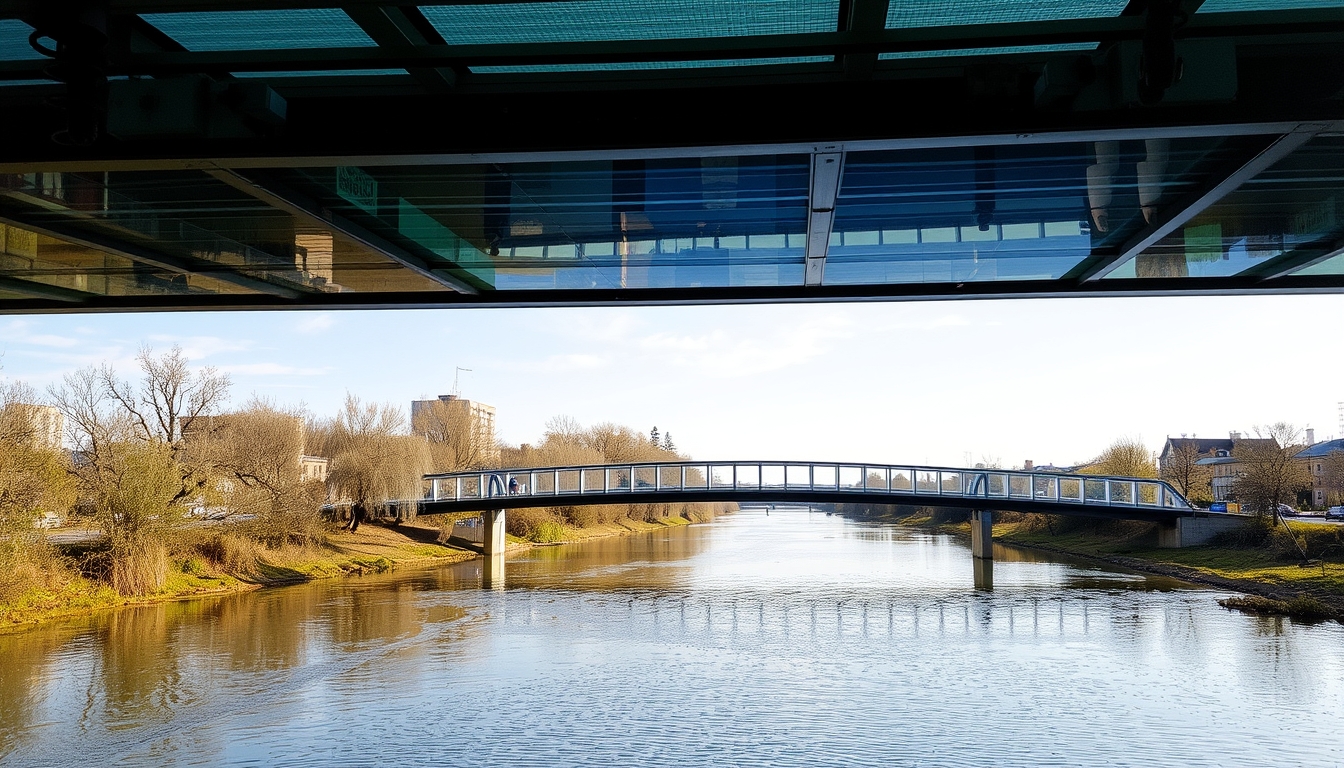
[3,507,1343,767]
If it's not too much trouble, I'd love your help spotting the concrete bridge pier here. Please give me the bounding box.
[970,510,993,560]
[1157,513,1248,548]
[483,509,507,556]
[972,557,994,590]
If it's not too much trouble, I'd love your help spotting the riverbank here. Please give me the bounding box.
[878,511,1344,623]
[0,514,703,633]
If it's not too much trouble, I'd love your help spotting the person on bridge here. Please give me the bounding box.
[508,476,519,495]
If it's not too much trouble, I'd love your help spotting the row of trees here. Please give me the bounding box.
[1,345,713,598]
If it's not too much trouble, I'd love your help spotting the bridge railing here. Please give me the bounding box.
[424,461,1192,511]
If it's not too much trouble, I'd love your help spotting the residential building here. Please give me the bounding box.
[300,455,330,484]
[1170,432,1279,502]
[8,403,63,451]
[1295,437,1344,507]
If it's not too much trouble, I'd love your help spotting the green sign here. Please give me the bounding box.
[336,166,379,216]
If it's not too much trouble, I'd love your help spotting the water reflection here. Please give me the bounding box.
[3,510,1343,767]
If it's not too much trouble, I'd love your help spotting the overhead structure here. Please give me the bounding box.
[0,0,1342,312]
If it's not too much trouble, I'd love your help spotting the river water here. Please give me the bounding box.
[3,507,1343,767]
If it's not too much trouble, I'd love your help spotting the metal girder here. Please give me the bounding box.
[1244,235,1344,281]
[0,0,584,13]
[841,0,890,79]
[5,272,1344,315]
[0,207,305,298]
[804,149,844,287]
[203,168,480,294]
[342,5,457,92]
[3,10,1337,78]
[0,275,92,302]
[1077,124,1328,281]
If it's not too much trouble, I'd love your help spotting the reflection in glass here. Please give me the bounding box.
[1108,135,1344,279]
[825,138,1231,285]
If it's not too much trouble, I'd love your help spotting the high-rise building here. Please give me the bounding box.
[9,404,64,451]
[411,395,498,465]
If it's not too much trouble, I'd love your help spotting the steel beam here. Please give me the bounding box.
[4,10,1337,77]
[1077,124,1328,281]
[0,275,91,302]
[804,149,844,287]
[0,207,305,299]
[0,0,587,13]
[342,5,457,92]
[1246,235,1344,281]
[841,0,890,79]
[203,168,480,294]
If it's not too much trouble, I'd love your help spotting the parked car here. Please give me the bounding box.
[1325,506,1344,520]
[1276,504,1298,517]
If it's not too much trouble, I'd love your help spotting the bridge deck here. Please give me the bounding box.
[421,461,1195,522]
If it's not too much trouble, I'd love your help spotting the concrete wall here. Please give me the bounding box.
[1157,513,1250,548]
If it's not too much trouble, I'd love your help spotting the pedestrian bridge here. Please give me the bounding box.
[420,460,1249,577]
[422,460,1193,520]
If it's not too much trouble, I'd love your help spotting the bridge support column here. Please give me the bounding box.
[970,509,993,559]
[482,509,507,556]
[1157,514,1247,548]
[972,557,994,590]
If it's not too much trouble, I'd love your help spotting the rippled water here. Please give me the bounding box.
[3,508,1343,767]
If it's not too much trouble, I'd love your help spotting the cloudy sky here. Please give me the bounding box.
[1,294,1339,468]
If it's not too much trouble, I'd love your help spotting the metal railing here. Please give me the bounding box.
[424,461,1192,511]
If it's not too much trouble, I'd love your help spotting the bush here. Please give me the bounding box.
[530,521,566,543]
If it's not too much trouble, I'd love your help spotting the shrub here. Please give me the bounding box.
[530,521,566,543]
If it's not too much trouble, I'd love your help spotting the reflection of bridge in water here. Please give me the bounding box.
[419,461,1247,582]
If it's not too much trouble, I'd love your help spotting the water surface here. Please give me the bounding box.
[3,508,1342,767]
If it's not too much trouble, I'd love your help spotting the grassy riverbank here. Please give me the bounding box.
[847,507,1344,623]
[0,513,707,633]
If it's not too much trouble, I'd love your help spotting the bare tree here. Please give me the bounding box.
[1232,423,1311,515]
[413,398,496,472]
[1322,450,1344,506]
[1160,440,1211,502]
[311,395,431,530]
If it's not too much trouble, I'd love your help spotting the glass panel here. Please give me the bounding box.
[734,464,758,489]
[760,464,784,489]
[0,19,44,61]
[711,464,736,488]
[887,0,1126,27]
[864,467,887,490]
[879,43,1098,61]
[1109,480,1133,504]
[1,171,446,294]
[1198,0,1344,11]
[1060,478,1082,500]
[941,472,961,493]
[583,468,605,492]
[558,469,581,492]
[685,465,709,489]
[0,221,258,298]
[813,465,838,488]
[634,466,657,490]
[839,466,863,489]
[1008,475,1031,497]
[659,465,681,488]
[142,10,376,50]
[786,465,810,487]
[827,137,1239,286]
[1084,479,1107,502]
[472,57,831,74]
[270,155,808,291]
[891,471,913,491]
[424,0,838,45]
[916,471,938,493]
[1106,136,1344,280]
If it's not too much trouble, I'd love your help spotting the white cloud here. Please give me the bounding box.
[296,313,336,334]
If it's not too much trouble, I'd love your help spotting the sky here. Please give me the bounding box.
[0,294,1340,469]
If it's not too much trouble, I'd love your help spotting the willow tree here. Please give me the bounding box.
[312,395,430,530]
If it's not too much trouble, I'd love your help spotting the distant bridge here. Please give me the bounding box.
[422,460,1194,520]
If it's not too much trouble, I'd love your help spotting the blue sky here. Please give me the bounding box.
[1,294,1339,468]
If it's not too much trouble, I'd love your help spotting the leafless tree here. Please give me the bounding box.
[413,397,496,472]
[1160,440,1211,502]
[1232,422,1311,515]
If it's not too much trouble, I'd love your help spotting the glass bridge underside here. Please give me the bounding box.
[0,0,1341,310]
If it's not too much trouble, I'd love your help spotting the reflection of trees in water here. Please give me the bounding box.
[0,628,71,744]
[508,525,713,592]
[206,588,321,672]
[95,606,184,725]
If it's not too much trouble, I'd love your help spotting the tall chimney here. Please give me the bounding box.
[1024,459,1034,470]
[1230,431,1241,440]
[1307,428,1316,445]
